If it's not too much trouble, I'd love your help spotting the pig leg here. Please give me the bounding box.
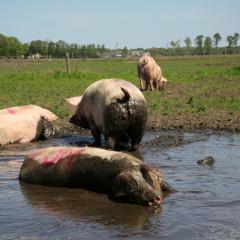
[159,80,164,92]
[140,78,144,91]
[89,125,101,146]
[106,136,115,150]
[150,79,154,91]
[145,81,150,91]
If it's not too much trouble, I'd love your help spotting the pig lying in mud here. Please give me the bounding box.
[0,105,58,145]
[19,146,175,206]
[69,79,147,151]
[137,54,163,91]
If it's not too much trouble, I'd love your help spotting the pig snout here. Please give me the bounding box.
[148,195,164,207]
[142,59,148,65]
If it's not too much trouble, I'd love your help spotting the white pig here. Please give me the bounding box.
[0,105,57,145]
[137,54,162,91]
[69,79,147,150]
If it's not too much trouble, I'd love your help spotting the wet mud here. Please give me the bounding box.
[1,130,240,239]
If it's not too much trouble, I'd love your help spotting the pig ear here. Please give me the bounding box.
[140,164,160,177]
[160,180,176,194]
[113,172,138,198]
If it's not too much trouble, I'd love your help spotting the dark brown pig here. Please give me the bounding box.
[137,54,162,91]
[19,146,175,206]
[0,105,58,145]
[69,79,147,151]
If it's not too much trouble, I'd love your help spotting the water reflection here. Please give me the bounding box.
[20,183,161,228]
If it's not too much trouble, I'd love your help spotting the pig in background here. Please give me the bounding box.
[138,54,169,91]
[69,78,148,151]
[65,96,82,112]
[0,105,57,145]
[19,146,175,206]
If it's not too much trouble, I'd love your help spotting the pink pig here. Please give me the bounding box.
[0,105,57,145]
[137,54,163,91]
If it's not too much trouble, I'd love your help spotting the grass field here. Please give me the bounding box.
[0,55,240,130]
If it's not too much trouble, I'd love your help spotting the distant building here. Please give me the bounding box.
[128,50,144,57]
[28,53,41,59]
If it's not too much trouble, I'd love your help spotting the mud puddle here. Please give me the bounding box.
[0,131,240,239]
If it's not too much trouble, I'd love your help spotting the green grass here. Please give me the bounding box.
[0,55,240,119]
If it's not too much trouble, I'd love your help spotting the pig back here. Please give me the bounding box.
[19,146,141,191]
[77,79,145,132]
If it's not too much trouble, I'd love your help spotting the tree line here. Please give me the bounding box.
[0,32,239,58]
[0,33,108,58]
[147,33,240,56]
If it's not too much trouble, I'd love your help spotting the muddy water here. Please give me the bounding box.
[0,131,240,240]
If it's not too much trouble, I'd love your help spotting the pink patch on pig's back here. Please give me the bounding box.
[41,148,85,166]
[7,108,16,115]
[21,106,31,110]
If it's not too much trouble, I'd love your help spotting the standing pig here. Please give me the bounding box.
[69,79,147,151]
[19,146,175,206]
[0,105,58,145]
[137,54,162,91]
[155,76,170,92]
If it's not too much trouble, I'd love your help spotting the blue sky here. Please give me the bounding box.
[0,0,239,48]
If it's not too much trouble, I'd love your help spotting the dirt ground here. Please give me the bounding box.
[147,110,240,132]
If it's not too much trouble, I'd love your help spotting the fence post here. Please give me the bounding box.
[65,52,70,73]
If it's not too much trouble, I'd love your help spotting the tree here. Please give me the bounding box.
[55,40,67,58]
[87,44,97,58]
[232,33,239,47]
[204,36,212,55]
[7,37,23,57]
[226,35,234,53]
[0,33,8,56]
[80,45,87,58]
[170,41,177,48]
[195,35,204,55]
[212,33,222,53]
[184,37,192,55]
[122,46,128,56]
[101,44,105,55]
[169,40,181,55]
[29,40,44,55]
[48,41,56,58]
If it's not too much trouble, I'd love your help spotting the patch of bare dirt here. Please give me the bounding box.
[147,110,240,131]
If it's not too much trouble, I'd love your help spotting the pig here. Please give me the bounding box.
[69,79,147,151]
[65,96,82,106]
[137,54,162,91]
[19,146,175,206]
[65,96,82,112]
[155,76,170,92]
[0,105,58,145]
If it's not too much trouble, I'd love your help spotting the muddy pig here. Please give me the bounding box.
[19,146,175,206]
[137,54,162,91]
[69,79,147,151]
[0,105,58,145]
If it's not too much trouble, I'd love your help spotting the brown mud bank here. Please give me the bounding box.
[147,110,240,132]
[54,106,240,141]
